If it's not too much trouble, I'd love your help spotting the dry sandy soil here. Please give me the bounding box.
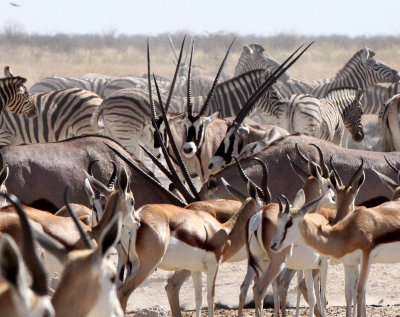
[124,260,400,316]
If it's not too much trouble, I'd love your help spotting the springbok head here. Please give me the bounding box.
[270,193,326,253]
[2,66,37,117]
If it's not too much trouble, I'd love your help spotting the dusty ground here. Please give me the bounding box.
[124,260,400,316]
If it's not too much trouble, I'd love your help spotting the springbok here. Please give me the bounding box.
[117,167,266,316]
[270,169,400,317]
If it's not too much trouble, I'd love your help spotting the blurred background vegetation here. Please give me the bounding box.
[1,26,399,87]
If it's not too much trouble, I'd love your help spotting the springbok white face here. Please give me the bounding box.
[270,194,325,252]
[208,123,250,173]
[182,112,219,158]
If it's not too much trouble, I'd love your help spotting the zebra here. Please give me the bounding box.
[0,88,102,145]
[256,87,364,145]
[234,43,290,82]
[380,93,400,152]
[1,67,37,117]
[364,81,400,114]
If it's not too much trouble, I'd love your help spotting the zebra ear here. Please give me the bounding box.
[252,44,265,54]
[4,66,13,77]
[355,89,364,102]
[243,45,253,55]
[361,47,374,62]
[12,76,27,88]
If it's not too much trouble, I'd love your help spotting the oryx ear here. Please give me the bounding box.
[243,45,253,55]
[0,234,23,289]
[97,213,122,258]
[237,124,250,135]
[169,113,186,124]
[292,189,305,209]
[204,111,220,125]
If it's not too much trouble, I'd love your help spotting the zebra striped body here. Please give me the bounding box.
[91,87,206,154]
[1,70,37,117]
[234,43,290,82]
[257,88,364,145]
[364,82,400,114]
[380,94,400,152]
[29,76,109,98]
[0,88,102,145]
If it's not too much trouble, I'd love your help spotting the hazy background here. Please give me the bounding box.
[1,0,399,85]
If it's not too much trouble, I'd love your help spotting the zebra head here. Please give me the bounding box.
[360,48,400,85]
[2,67,37,117]
[343,89,364,142]
[234,43,290,83]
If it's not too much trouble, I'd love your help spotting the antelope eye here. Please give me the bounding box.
[285,219,293,229]
[110,274,116,284]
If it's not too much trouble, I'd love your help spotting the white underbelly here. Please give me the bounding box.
[159,237,216,272]
[286,244,322,269]
[225,245,247,262]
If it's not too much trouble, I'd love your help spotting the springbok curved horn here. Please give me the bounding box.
[107,161,118,190]
[233,42,313,127]
[310,144,329,178]
[281,194,291,214]
[348,159,364,188]
[153,75,200,201]
[0,192,49,296]
[104,142,186,207]
[187,39,195,117]
[232,156,264,202]
[87,160,101,199]
[167,33,179,64]
[385,156,400,176]
[64,188,94,250]
[198,38,236,117]
[295,143,310,165]
[251,157,271,205]
[277,195,284,215]
[329,156,343,187]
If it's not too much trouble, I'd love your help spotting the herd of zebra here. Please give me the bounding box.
[2,36,400,317]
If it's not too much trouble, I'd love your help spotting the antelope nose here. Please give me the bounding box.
[270,242,277,250]
[183,147,192,154]
[208,162,213,170]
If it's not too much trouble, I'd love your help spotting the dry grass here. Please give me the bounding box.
[0,33,399,88]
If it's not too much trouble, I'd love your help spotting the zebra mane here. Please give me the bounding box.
[334,48,372,78]
[219,69,265,86]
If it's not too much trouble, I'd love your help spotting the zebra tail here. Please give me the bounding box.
[91,102,105,132]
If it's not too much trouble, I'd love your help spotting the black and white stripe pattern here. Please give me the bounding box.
[0,88,102,145]
[234,43,290,82]
[380,93,400,151]
[1,70,37,117]
[276,48,399,99]
[364,82,400,114]
[257,87,364,145]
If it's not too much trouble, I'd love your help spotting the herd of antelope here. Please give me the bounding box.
[2,35,400,317]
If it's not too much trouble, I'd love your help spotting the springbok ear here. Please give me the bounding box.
[292,189,305,209]
[243,45,253,55]
[353,171,365,194]
[299,194,326,216]
[237,124,250,135]
[373,169,398,191]
[329,170,340,192]
[118,167,131,196]
[97,213,122,258]
[0,165,9,187]
[308,161,323,182]
[0,234,23,289]
[247,179,261,206]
